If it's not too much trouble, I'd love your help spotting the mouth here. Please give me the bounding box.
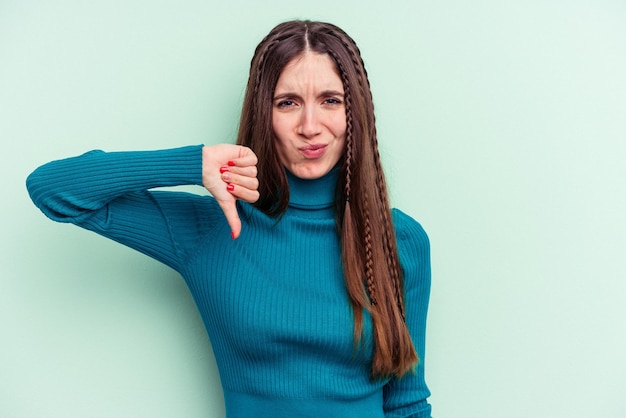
[300,144,326,151]
[299,144,327,159]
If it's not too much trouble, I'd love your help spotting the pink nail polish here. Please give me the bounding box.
[227,160,236,167]
[219,166,229,173]
[227,184,235,191]
[231,231,236,240]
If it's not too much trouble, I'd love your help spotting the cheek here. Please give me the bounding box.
[271,115,291,164]
[272,113,291,141]
[333,115,347,157]
[272,122,287,149]
[331,112,347,137]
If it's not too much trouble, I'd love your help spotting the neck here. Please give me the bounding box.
[286,166,339,210]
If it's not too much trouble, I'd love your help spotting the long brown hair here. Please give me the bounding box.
[236,20,417,378]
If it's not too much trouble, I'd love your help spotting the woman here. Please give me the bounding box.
[27,20,432,417]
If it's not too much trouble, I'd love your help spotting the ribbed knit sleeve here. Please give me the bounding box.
[26,145,214,271]
[383,209,432,418]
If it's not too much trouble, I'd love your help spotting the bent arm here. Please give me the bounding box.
[26,145,210,270]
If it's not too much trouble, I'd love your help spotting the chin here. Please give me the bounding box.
[290,163,332,180]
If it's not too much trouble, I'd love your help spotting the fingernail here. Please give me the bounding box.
[227,184,235,191]
[219,166,229,173]
[231,231,236,240]
[227,160,236,167]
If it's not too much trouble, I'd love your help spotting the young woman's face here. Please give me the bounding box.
[272,52,347,179]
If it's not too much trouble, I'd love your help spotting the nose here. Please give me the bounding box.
[297,106,322,139]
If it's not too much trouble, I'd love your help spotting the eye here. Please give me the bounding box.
[323,97,343,106]
[275,99,296,109]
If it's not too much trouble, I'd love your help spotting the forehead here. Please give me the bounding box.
[275,52,343,92]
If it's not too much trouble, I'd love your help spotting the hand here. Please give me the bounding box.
[202,144,259,239]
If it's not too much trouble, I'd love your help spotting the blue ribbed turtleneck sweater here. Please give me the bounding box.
[26,145,432,417]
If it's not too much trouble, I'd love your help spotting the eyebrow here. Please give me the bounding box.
[273,90,345,100]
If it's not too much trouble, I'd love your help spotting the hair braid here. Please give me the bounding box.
[344,30,407,321]
[343,102,354,203]
[332,49,372,346]
[362,193,377,306]
[332,32,405,317]
[335,34,371,104]
[369,129,406,320]
[332,25,414,373]
[324,46,353,202]
[251,39,279,113]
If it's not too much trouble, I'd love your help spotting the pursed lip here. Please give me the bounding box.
[298,143,328,159]
[299,143,327,151]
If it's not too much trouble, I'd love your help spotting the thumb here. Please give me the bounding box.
[217,198,242,240]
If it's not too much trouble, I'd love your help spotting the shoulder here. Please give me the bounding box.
[392,208,431,288]
[392,208,430,252]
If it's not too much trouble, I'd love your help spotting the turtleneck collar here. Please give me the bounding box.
[286,166,339,211]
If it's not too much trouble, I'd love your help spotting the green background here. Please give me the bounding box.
[2,0,625,417]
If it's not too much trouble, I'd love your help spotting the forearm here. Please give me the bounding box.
[26,145,204,223]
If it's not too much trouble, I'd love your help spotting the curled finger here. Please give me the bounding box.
[226,183,260,204]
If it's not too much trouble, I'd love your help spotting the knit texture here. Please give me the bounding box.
[27,145,432,418]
